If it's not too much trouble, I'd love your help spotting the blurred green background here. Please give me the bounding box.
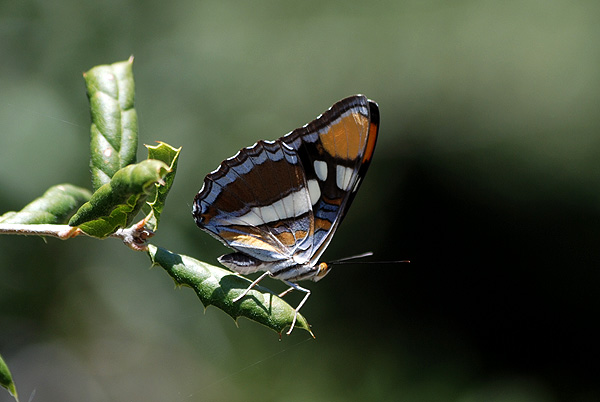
[1,0,599,401]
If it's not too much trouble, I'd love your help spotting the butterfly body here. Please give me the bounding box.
[193,94,379,333]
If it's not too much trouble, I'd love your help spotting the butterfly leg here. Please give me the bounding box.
[278,286,295,298]
[282,280,311,335]
[233,271,273,303]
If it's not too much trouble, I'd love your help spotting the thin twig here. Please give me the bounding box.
[0,219,154,251]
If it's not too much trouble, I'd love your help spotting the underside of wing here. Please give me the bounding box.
[193,140,316,270]
[281,95,380,264]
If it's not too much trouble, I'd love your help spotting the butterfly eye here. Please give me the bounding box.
[316,262,330,278]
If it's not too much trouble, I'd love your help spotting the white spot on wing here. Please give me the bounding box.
[314,160,328,181]
[307,179,321,205]
[233,210,266,227]
[263,205,281,223]
[336,165,354,191]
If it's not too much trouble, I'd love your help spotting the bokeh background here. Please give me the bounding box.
[1,1,599,401]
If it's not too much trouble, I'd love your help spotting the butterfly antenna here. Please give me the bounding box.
[330,251,373,263]
[329,252,410,265]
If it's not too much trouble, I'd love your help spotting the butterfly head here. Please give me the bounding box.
[284,261,332,282]
[312,262,332,282]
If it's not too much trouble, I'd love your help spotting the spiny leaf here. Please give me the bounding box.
[147,245,313,336]
[0,353,18,402]
[68,160,169,238]
[85,56,138,191]
[143,142,181,231]
[0,184,91,224]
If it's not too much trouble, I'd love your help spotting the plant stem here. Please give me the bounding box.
[0,220,153,251]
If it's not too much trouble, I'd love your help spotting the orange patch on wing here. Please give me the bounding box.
[276,230,308,247]
[362,121,379,164]
[314,218,333,232]
[319,112,369,160]
[219,231,280,253]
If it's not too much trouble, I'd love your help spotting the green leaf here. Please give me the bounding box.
[85,57,138,192]
[69,160,169,238]
[0,353,18,402]
[142,142,181,231]
[0,184,91,224]
[147,245,313,336]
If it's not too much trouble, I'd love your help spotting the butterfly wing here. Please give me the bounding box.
[281,95,379,265]
[193,95,379,274]
[193,139,317,273]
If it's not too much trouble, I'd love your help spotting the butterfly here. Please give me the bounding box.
[192,94,379,334]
